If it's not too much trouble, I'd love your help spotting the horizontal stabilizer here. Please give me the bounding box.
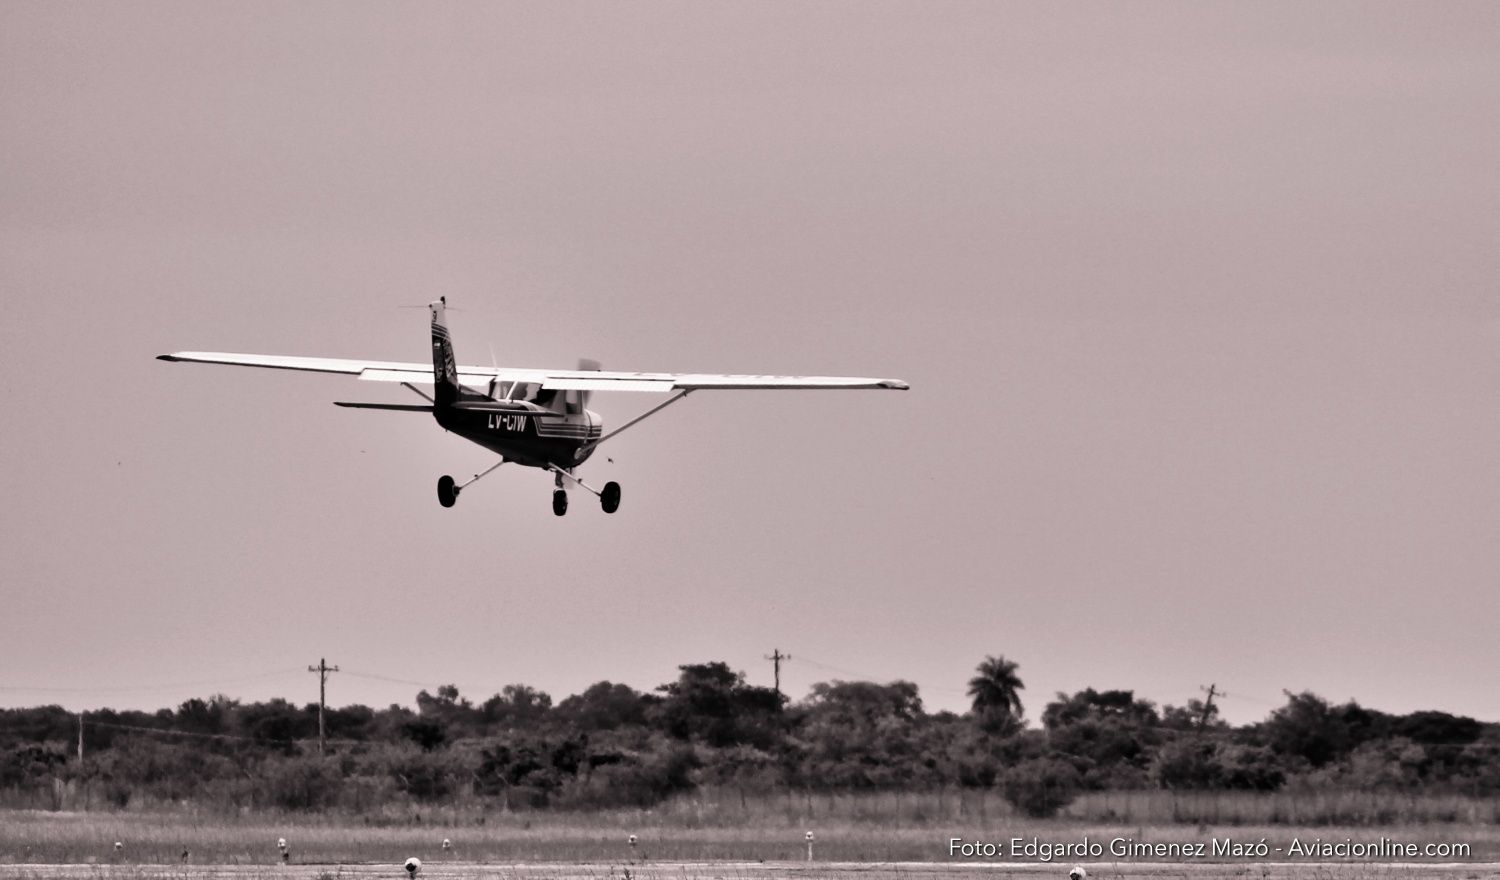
[356,368,675,393]
[332,402,434,412]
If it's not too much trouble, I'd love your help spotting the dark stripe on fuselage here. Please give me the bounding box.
[434,404,596,470]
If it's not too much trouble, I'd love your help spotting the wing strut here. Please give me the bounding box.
[580,390,694,454]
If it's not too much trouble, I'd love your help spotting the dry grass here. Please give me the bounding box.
[2,795,1498,866]
[1064,792,1500,827]
[620,790,1500,829]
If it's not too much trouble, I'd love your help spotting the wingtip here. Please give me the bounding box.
[880,380,910,390]
[156,354,180,362]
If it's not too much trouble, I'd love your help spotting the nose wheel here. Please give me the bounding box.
[548,465,622,515]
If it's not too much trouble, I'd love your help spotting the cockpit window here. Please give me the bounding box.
[502,381,537,402]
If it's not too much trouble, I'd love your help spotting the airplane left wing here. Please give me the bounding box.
[156,352,419,375]
[156,352,518,390]
[157,352,908,393]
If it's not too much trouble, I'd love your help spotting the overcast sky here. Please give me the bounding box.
[2,2,1497,726]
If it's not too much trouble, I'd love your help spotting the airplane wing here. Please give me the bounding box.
[157,352,909,392]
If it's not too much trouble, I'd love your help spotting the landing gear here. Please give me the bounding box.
[435,459,506,508]
[435,460,620,516]
[548,464,622,515]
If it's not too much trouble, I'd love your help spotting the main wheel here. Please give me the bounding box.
[552,489,568,517]
[601,481,621,514]
[437,475,458,508]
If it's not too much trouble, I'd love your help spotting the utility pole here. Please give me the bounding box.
[308,658,339,753]
[77,712,84,762]
[1198,683,1222,731]
[765,649,791,699]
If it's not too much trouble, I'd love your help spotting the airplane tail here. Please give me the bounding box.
[429,297,463,405]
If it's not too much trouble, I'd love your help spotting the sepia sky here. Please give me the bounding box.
[2,2,1497,726]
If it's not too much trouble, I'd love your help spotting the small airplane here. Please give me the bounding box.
[158,299,908,515]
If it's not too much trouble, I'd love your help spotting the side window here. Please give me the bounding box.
[503,381,537,401]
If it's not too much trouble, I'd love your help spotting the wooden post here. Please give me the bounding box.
[307,658,339,753]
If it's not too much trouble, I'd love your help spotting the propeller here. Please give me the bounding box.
[487,345,501,399]
[569,358,601,412]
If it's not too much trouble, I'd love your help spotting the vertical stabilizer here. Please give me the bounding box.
[429,297,462,405]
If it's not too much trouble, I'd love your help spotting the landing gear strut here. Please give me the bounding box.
[436,459,506,508]
[548,465,622,515]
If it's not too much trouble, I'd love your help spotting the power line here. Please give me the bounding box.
[1221,690,1277,705]
[340,669,442,689]
[342,669,501,694]
[796,655,884,680]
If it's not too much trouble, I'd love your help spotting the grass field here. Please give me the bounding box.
[2,806,1497,867]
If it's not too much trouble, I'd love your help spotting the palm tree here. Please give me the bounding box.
[968,655,1025,732]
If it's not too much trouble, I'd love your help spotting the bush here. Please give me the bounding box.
[562,743,700,809]
[366,745,465,803]
[262,755,343,811]
[1152,738,1286,791]
[1001,757,1081,817]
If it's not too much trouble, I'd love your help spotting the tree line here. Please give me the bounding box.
[2,656,1496,817]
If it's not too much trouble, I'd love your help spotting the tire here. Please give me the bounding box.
[601,481,621,514]
[437,475,458,508]
[552,489,568,517]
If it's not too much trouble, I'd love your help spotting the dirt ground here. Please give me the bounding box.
[1,862,1498,880]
